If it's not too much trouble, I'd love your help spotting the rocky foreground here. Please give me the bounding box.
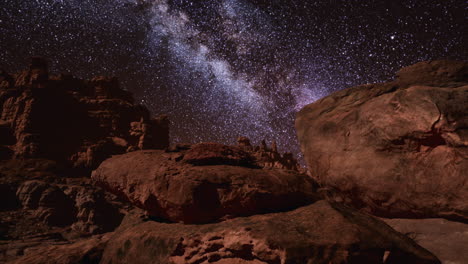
[1,58,466,263]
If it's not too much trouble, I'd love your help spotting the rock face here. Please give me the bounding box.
[0,57,169,171]
[11,178,124,233]
[9,233,111,264]
[383,218,468,264]
[92,148,319,224]
[99,201,440,264]
[296,60,468,221]
[16,180,77,227]
[0,160,130,263]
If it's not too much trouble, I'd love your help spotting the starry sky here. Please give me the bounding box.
[1,0,466,160]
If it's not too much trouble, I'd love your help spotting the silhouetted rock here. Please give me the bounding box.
[0,146,13,160]
[236,137,301,171]
[0,183,18,211]
[100,201,440,264]
[0,69,14,89]
[92,149,319,224]
[183,142,257,167]
[14,57,49,88]
[0,57,169,171]
[296,60,468,221]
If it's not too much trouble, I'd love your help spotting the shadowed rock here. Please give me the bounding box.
[0,58,169,171]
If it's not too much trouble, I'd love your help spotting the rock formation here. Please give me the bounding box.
[1,58,453,263]
[235,136,301,171]
[296,60,468,222]
[92,147,318,224]
[100,201,440,264]
[0,57,169,171]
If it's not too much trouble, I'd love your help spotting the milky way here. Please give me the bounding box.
[1,0,466,161]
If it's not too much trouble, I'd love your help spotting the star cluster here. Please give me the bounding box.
[1,0,466,160]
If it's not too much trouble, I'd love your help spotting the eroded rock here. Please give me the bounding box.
[10,233,111,264]
[383,218,468,264]
[92,149,318,224]
[296,60,468,221]
[0,58,169,171]
[100,201,440,264]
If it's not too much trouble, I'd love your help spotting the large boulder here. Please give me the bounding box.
[92,149,319,224]
[296,60,468,221]
[100,201,440,264]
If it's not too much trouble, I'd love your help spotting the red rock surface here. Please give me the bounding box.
[0,159,130,263]
[296,60,468,221]
[92,149,319,224]
[9,233,111,264]
[99,201,440,264]
[0,57,169,171]
[383,218,468,264]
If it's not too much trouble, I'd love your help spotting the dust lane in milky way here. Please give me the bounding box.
[0,0,466,160]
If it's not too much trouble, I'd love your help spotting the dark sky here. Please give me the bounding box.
[1,0,466,159]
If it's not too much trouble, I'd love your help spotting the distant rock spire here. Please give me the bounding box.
[271,140,278,153]
[237,136,252,147]
[260,139,267,151]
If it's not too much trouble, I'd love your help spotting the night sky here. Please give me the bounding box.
[1,0,466,160]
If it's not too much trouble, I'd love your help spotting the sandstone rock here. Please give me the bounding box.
[237,136,252,148]
[182,142,257,167]
[383,218,468,264]
[14,180,124,232]
[100,200,440,264]
[62,184,125,234]
[92,149,319,224]
[89,76,133,102]
[69,138,128,170]
[236,137,301,171]
[10,233,111,264]
[0,58,169,171]
[296,60,468,221]
[129,115,170,150]
[396,60,467,87]
[14,57,49,88]
[16,180,76,226]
